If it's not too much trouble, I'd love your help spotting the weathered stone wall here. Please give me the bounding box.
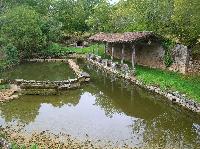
[107,41,165,69]
[169,44,190,74]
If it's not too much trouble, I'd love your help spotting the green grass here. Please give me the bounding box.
[41,43,106,58]
[106,57,200,102]
[0,84,10,90]
[108,58,200,102]
[135,65,200,102]
[11,143,38,149]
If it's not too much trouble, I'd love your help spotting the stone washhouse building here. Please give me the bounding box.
[89,32,190,74]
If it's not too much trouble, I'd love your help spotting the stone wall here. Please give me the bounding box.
[169,44,190,74]
[87,54,200,113]
[0,59,90,97]
[107,42,195,74]
[188,58,200,74]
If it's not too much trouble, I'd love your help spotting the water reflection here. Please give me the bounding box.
[0,63,199,148]
[0,62,75,81]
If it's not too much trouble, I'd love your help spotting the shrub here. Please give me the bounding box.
[4,44,19,66]
[1,5,47,59]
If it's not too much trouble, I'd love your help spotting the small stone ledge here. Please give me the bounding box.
[87,54,200,114]
[68,59,90,82]
[0,59,90,98]
[25,59,68,62]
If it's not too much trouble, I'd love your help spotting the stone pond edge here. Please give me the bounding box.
[86,56,200,114]
[0,58,90,101]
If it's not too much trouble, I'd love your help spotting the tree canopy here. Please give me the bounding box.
[0,0,200,50]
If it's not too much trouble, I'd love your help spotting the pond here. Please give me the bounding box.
[0,60,200,148]
[0,62,75,81]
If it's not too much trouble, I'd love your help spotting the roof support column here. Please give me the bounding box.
[111,45,114,60]
[121,44,125,64]
[132,45,136,72]
[96,44,99,56]
[104,42,108,57]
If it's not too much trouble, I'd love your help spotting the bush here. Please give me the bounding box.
[4,44,19,66]
[1,5,47,59]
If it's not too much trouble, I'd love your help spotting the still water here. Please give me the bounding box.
[0,61,200,148]
[0,62,75,81]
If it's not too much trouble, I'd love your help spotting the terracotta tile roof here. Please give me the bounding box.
[89,32,156,43]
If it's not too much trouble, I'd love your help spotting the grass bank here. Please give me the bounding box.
[135,65,200,102]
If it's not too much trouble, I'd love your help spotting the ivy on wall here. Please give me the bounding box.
[162,39,175,67]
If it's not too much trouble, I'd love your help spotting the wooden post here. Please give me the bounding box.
[104,42,107,56]
[121,44,125,64]
[97,46,99,56]
[111,45,114,60]
[132,45,136,72]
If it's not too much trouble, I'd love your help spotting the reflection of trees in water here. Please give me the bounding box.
[130,109,200,148]
[0,62,75,81]
[85,64,200,147]
[0,89,82,124]
[85,65,164,120]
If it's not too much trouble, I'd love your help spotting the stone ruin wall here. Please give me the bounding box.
[168,44,190,74]
[107,42,200,74]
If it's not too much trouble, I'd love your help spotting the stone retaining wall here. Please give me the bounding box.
[87,54,200,114]
[0,59,90,97]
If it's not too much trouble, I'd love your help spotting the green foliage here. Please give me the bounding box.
[0,84,10,90]
[86,1,112,32]
[136,65,200,101]
[39,43,105,58]
[164,49,173,68]
[1,5,46,58]
[162,39,175,67]
[4,44,19,66]
[10,142,38,149]
[0,43,19,71]
[1,0,200,55]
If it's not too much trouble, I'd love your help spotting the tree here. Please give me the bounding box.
[86,0,112,32]
[1,5,46,58]
[171,0,200,47]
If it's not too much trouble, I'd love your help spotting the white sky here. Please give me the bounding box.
[110,0,119,4]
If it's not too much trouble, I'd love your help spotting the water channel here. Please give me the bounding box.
[0,60,199,148]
